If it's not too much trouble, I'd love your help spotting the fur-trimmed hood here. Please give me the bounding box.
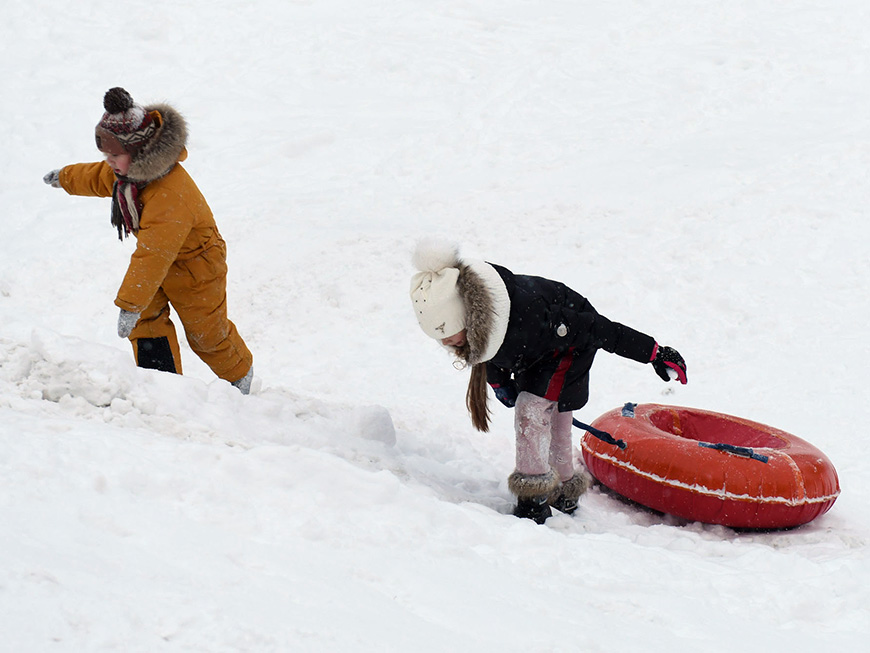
[457,258,510,364]
[410,240,510,365]
[126,103,188,183]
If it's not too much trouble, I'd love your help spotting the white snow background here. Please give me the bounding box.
[1,1,868,651]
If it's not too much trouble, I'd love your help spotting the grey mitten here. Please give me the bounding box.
[43,169,61,188]
[117,309,140,338]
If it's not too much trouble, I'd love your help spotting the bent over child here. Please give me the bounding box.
[44,88,254,393]
[409,239,687,524]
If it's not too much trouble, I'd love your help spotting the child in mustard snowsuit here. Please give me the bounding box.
[44,88,254,393]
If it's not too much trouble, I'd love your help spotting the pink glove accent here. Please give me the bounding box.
[665,361,688,384]
[651,343,688,384]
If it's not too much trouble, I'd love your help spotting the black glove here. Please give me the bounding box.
[651,344,687,384]
[491,380,518,408]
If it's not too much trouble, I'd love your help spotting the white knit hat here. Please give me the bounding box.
[409,239,466,340]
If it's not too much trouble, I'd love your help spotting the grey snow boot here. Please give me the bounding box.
[231,366,253,395]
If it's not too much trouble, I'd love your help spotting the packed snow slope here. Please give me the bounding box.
[2,1,868,651]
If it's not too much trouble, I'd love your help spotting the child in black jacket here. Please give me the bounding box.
[410,239,687,523]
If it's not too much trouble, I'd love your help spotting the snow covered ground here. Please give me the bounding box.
[2,1,868,650]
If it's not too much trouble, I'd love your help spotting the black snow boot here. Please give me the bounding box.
[508,470,559,524]
[549,472,593,515]
[512,496,552,524]
[550,493,578,515]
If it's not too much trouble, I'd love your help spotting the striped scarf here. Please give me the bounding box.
[111,178,144,240]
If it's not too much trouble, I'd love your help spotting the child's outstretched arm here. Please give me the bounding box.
[559,305,688,384]
[43,162,115,198]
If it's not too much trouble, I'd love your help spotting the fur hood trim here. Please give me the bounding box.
[459,259,510,364]
[411,238,511,364]
[127,102,188,182]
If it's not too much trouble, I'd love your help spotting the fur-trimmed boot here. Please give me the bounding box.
[509,470,559,524]
[549,470,593,515]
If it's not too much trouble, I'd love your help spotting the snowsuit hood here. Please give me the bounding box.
[125,103,188,183]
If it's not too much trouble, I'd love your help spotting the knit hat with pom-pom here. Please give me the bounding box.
[409,238,466,340]
[95,87,156,156]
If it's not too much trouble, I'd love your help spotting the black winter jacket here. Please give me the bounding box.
[485,263,655,412]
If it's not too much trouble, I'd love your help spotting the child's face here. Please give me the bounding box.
[441,329,467,348]
[105,152,132,176]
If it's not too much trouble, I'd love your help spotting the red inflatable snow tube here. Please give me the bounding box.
[580,404,840,529]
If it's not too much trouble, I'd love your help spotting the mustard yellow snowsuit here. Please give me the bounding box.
[58,106,252,383]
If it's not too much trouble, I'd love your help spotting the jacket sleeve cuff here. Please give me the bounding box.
[114,297,144,314]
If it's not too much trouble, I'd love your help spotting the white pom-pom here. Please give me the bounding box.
[412,237,461,272]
